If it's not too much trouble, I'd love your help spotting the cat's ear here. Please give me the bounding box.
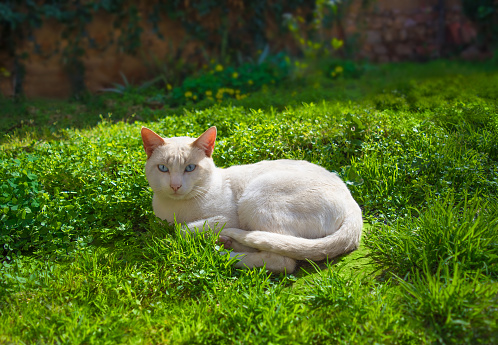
[141,127,166,159]
[192,126,217,157]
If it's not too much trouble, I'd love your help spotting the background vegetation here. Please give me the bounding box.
[2,0,497,98]
[1,59,497,343]
[0,0,337,97]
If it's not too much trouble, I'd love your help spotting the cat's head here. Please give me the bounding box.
[141,127,217,200]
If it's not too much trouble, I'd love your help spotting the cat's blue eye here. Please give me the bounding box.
[158,164,169,172]
[185,164,196,172]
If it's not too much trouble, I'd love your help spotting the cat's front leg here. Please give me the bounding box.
[183,219,258,253]
[183,216,230,235]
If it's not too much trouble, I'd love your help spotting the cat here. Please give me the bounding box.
[141,126,363,273]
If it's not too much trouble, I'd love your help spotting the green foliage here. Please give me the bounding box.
[143,223,238,297]
[283,0,367,81]
[0,154,98,257]
[168,56,289,106]
[0,157,47,254]
[326,59,363,79]
[284,0,341,58]
[354,122,498,220]
[299,264,424,343]
[398,262,498,344]
[0,121,152,258]
[366,194,498,277]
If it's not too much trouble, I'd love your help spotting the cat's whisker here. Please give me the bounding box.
[190,188,210,204]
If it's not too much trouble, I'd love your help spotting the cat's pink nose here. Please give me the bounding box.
[171,184,182,192]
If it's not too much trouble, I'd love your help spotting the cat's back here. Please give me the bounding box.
[225,159,359,238]
[225,159,348,198]
[227,159,338,179]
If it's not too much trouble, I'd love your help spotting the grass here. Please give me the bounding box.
[1,60,498,343]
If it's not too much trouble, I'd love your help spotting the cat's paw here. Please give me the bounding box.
[217,235,234,249]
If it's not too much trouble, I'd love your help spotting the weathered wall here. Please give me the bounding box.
[346,0,480,62]
[0,0,483,99]
[1,11,202,99]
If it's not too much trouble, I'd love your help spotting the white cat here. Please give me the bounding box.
[141,126,362,273]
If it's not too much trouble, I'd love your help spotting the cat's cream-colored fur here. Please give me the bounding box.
[141,126,362,273]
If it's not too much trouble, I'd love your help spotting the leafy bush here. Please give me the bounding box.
[0,122,152,258]
[326,60,364,80]
[1,157,48,254]
[167,56,290,106]
[353,122,498,220]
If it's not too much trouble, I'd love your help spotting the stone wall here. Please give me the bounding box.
[0,11,202,99]
[0,0,485,99]
[345,0,482,62]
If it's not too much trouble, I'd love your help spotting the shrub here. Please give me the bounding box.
[167,56,290,106]
[1,157,48,255]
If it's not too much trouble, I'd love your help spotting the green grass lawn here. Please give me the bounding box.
[1,60,498,344]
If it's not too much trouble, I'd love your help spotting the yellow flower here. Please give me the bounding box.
[232,72,238,79]
[331,72,337,78]
[166,84,172,91]
[236,93,248,100]
[226,88,234,95]
[184,91,192,98]
[248,80,253,85]
[205,90,212,96]
[193,95,197,100]
[215,64,223,72]
[335,66,344,73]
[0,67,10,77]
[331,38,344,50]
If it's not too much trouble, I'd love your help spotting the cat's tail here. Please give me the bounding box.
[220,214,362,261]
